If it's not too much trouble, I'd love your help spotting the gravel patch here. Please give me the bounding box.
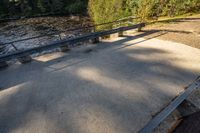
[0,16,91,56]
[144,14,200,49]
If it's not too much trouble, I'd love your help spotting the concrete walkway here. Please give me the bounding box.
[0,33,200,133]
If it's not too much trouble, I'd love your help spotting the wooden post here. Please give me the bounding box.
[18,55,32,64]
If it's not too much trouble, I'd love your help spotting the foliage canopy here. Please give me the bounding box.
[0,0,199,28]
[0,0,88,17]
[88,0,200,28]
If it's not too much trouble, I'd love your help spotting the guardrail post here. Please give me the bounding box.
[18,55,32,64]
[118,31,124,37]
[89,28,100,44]
[10,43,32,64]
[89,37,100,44]
[59,34,70,52]
[110,33,119,39]
[60,45,70,52]
[138,23,145,32]
[118,21,124,37]
[0,61,8,69]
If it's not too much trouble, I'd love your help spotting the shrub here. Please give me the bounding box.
[162,0,200,16]
[88,0,125,30]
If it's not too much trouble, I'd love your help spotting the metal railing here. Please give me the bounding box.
[3,16,138,45]
[0,16,138,56]
[0,22,145,62]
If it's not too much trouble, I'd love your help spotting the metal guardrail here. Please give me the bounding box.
[0,23,145,62]
[0,16,138,55]
[3,16,138,45]
[139,76,200,133]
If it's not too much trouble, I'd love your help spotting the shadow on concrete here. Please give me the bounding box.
[0,30,166,89]
[0,29,199,133]
[150,17,200,24]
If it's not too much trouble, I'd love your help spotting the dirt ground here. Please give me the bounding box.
[0,16,91,32]
[0,16,91,55]
[144,14,200,49]
[173,111,200,133]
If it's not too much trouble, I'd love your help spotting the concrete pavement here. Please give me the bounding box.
[0,33,200,133]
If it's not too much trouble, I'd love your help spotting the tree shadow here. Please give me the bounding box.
[0,30,166,89]
[0,30,200,133]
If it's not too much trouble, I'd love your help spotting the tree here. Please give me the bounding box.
[37,0,46,13]
[0,0,9,17]
[0,0,199,19]
[0,0,89,17]
[65,0,87,14]
[50,0,64,13]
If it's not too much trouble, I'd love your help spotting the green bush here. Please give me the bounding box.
[135,0,159,22]
[135,0,199,21]
[88,0,125,30]
[162,0,200,16]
